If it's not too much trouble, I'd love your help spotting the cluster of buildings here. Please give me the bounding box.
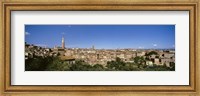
[61,48,175,67]
[25,43,59,59]
[25,36,175,67]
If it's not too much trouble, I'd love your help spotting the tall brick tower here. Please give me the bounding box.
[62,36,65,49]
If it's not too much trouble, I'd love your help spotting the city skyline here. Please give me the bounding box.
[25,25,175,49]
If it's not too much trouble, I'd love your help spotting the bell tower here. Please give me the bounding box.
[62,36,65,49]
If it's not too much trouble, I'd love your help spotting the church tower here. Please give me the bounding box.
[62,36,65,49]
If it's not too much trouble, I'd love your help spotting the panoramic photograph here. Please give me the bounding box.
[25,25,175,71]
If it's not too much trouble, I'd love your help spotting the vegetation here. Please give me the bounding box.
[25,56,175,71]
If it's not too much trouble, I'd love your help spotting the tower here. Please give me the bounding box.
[62,36,65,49]
[92,45,95,50]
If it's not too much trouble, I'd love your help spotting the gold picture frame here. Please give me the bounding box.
[0,0,199,96]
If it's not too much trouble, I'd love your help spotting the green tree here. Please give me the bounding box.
[106,61,116,70]
[170,62,175,71]
[45,57,67,71]
[133,56,145,69]
[92,64,104,71]
[106,57,126,71]
[25,56,54,71]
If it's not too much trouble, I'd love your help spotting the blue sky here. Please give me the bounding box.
[25,25,175,49]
